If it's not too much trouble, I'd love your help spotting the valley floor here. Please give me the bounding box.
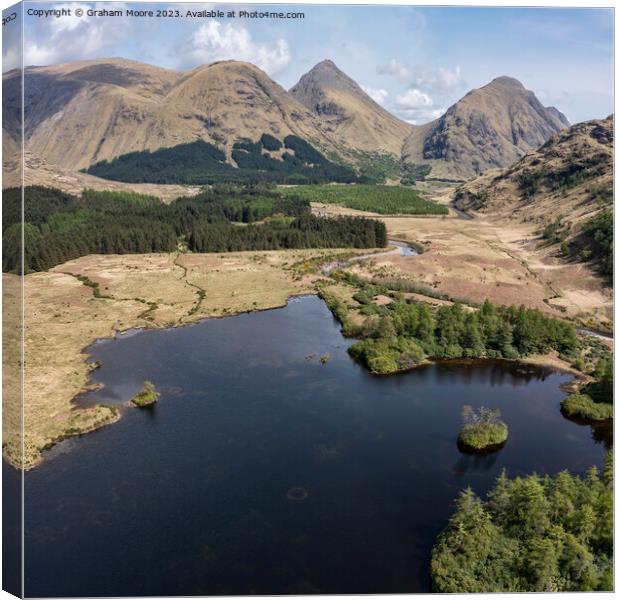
[313,187,612,332]
[3,186,612,469]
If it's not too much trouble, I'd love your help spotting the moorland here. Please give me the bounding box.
[1,55,614,593]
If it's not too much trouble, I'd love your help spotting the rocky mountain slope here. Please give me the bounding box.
[3,58,569,182]
[290,59,412,158]
[402,77,569,180]
[3,58,341,171]
[455,116,613,279]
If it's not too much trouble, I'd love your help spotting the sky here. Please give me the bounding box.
[2,3,614,125]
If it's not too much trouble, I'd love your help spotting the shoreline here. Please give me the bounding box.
[6,291,323,472]
[7,291,589,473]
[5,248,366,470]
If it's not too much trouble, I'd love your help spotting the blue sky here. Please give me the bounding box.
[4,3,614,124]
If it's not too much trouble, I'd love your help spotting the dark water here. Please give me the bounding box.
[10,296,609,596]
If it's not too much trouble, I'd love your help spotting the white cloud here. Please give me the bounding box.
[403,108,445,125]
[22,3,131,67]
[395,88,444,124]
[411,66,463,94]
[185,21,290,75]
[361,85,388,105]
[3,47,20,72]
[381,63,463,124]
[396,88,433,108]
[379,60,464,95]
[377,59,412,80]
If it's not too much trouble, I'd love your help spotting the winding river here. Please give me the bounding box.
[322,240,417,274]
[7,295,609,597]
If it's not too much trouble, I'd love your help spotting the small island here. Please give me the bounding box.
[457,405,508,452]
[130,381,159,407]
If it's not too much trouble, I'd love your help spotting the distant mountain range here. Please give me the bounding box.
[3,57,570,181]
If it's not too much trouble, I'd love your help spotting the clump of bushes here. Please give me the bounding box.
[131,381,159,407]
[561,357,613,421]
[457,405,508,451]
[348,333,426,374]
[561,393,613,421]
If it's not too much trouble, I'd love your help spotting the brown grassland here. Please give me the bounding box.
[314,196,612,331]
[4,248,370,469]
[3,185,612,470]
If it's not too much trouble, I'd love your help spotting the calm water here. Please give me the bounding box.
[7,295,609,596]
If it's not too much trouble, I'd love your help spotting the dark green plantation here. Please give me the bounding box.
[84,135,359,185]
[280,183,448,215]
[2,186,387,273]
[431,456,613,592]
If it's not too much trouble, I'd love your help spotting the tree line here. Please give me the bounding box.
[321,275,579,375]
[2,186,387,273]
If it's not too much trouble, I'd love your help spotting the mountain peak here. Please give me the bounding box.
[488,75,525,88]
[402,75,569,180]
[314,59,339,70]
[292,59,357,93]
[290,59,412,156]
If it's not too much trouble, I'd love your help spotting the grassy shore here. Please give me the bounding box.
[4,248,378,470]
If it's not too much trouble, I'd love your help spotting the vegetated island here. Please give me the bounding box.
[457,405,508,452]
[431,453,613,592]
[131,381,159,407]
[561,356,613,421]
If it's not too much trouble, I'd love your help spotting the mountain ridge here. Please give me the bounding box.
[3,56,570,181]
[289,59,413,158]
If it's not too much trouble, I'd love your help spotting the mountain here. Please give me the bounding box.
[454,116,612,278]
[3,58,340,171]
[3,58,569,184]
[289,59,412,158]
[402,76,569,180]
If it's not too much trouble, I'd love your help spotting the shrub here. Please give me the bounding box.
[561,393,613,421]
[457,405,508,450]
[130,381,159,407]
